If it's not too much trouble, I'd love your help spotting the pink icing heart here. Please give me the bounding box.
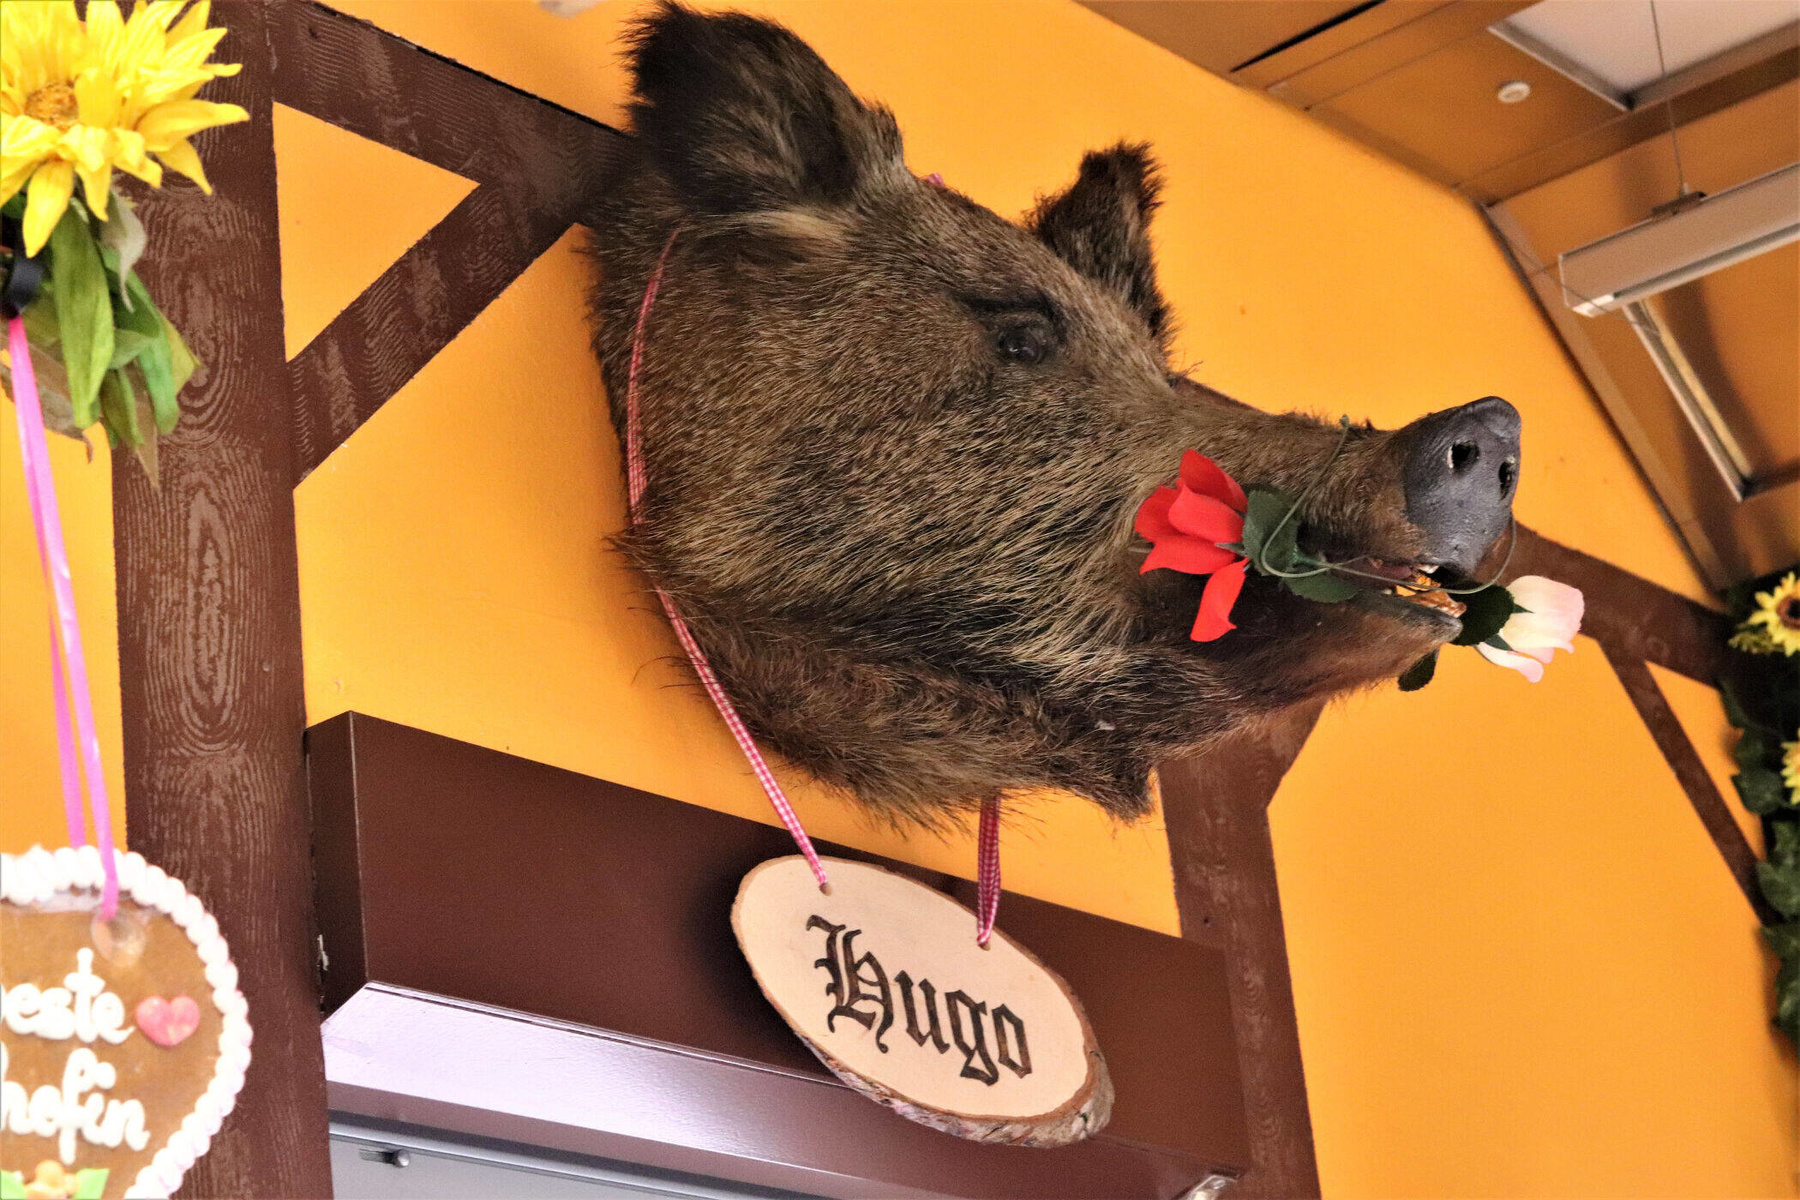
[136,995,200,1047]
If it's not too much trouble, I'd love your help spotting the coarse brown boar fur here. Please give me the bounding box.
[586,3,1513,827]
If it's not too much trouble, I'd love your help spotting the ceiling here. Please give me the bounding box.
[1083,0,1800,587]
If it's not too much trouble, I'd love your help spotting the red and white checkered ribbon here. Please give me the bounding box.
[626,229,1002,937]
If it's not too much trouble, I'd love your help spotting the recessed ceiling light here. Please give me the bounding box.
[1496,79,1533,103]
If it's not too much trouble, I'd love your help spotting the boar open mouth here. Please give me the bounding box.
[1332,556,1468,625]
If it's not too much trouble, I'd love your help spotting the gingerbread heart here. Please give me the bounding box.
[1,846,251,1199]
[135,996,201,1048]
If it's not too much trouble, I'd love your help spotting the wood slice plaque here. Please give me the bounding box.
[732,856,1112,1147]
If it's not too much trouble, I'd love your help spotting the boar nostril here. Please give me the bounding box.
[1449,441,1479,472]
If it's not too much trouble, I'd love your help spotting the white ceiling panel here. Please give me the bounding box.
[1501,0,1799,94]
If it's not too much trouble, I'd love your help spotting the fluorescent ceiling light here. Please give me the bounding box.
[1559,163,1800,317]
[1499,0,1799,96]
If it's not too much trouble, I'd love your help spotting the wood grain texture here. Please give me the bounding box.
[269,0,627,480]
[112,4,333,1196]
[1159,704,1326,1200]
[1601,644,1771,921]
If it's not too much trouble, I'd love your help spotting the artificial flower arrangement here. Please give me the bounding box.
[1,0,245,478]
[1716,568,1800,1040]
[1134,422,1583,686]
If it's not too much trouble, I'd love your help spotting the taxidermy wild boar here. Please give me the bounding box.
[587,3,1521,826]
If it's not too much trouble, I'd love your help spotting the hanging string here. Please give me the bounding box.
[625,230,832,891]
[975,796,1001,947]
[627,228,1007,933]
[1646,0,1691,202]
[8,316,120,917]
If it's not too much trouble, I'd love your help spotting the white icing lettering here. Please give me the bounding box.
[1,950,156,1161]
[3,949,133,1043]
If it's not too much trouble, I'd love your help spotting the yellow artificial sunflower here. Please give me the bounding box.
[1741,572,1800,657]
[1,0,246,256]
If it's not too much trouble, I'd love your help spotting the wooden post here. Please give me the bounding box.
[112,3,333,1195]
[1160,705,1327,1200]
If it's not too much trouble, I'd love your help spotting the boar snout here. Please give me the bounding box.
[1399,396,1520,573]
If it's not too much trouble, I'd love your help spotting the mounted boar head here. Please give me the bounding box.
[587,3,1520,825]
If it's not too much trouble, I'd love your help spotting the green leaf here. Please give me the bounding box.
[1285,570,1359,603]
[1397,651,1438,692]
[1772,820,1800,867]
[123,274,187,433]
[1736,728,1773,773]
[47,205,114,429]
[1765,922,1800,959]
[1736,768,1787,815]
[1759,858,1800,917]
[1,1170,25,1200]
[1778,954,1800,1042]
[157,298,199,393]
[107,327,155,370]
[1719,678,1760,733]
[98,192,146,304]
[1240,489,1300,574]
[99,367,144,450]
[1453,584,1517,646]
[71,1169,110,1200]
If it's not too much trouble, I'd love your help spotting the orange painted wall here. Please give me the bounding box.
[3,0,1791,1193]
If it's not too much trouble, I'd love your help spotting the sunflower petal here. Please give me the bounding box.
[83,1,126,71]
[22,159,75,256]
[136,98,247,151]
[168,0,213,45]
[150,136,209,192]
[1,115,61,199]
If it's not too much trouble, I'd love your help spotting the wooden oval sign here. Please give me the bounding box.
[733,856,1111,1146]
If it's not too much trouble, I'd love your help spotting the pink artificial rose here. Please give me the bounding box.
[1477,575,1584,682]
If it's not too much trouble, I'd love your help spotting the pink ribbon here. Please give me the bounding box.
[625,232,1003,939]
[9,316,119,917]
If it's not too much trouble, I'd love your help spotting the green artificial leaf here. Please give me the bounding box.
[1453,584,1518,646]
[71,1169,110,1200]
[22,276,60,347]
[47,205,114,429]
[1397,651,1438,692]
[106,327,155,370]
[125,274,186,432]
[0,1170,24,1200]
[1759,858,1800,917]
[1736,727,1774,773]
[99,367,143,450]
[1736,767,1787,815]
[99,192,147,304]
[1765,922,1800,959]
[1240,489,1300,574]
[1719,677,1763,733]
[1772,819,1800,867]
[1285,570,1359,603]
[1778,954,1800,1042]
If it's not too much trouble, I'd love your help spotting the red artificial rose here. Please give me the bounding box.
[1134,450,1250,642]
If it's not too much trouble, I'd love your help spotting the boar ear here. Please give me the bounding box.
[626,2,905,216]
[1030,144,1171,351]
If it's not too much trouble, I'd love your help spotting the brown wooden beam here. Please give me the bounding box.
[1159,703,1327,1200]
[113,3,333,1195]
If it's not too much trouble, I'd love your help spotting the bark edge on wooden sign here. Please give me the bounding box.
[733,855,1113,1147]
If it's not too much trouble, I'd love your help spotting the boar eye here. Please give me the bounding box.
[995,321,1053,366]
